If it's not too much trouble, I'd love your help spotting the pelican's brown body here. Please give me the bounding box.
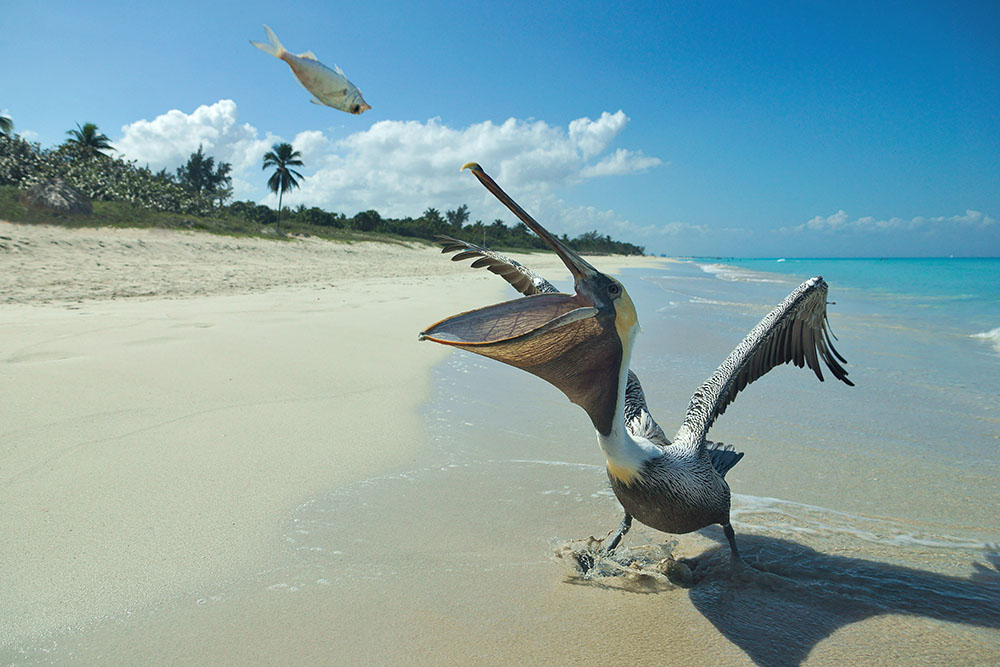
[612,453,732,536]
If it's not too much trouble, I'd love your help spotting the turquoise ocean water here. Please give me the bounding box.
[698,257,1000,347]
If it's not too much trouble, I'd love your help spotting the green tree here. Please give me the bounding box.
[0,112,12,136]
[176,145,232,206]
[296,206,345,228]
[65,122,114,156]
[153,167,174,183]
[420,207,448,235]
[262,142,304,232]
[445,204,469,230]
[352,209,381,232]
[489,218,508,241]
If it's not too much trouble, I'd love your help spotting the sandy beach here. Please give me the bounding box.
[0,221,669,660]
[3,221,997,665]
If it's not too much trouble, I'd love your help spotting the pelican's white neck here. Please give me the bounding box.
[597,300,657,485]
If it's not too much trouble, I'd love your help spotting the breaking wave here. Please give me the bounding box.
[971,327,1000,354]
[697,262,786,283]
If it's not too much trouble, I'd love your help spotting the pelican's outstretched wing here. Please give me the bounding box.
[675,277,853,450]
[624,370,670,447]
[436,236,558,296]
[437,235,669,446]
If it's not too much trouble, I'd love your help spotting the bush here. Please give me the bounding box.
[0,134,216,214]
[351,209,381,232]
[223,200,275,225]
[293,205,346,228]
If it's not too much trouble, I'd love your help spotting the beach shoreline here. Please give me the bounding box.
[0,220,668,651]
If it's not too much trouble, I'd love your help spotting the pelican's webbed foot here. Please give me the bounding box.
[575,514,633,573]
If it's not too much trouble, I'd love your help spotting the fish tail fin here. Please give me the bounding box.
[250,24,286,58]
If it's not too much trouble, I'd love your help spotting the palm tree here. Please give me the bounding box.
[0,112,12,136]
[262,142,304,232]
[65,122,114,156]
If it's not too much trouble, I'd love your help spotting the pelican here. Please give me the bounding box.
[420,163,853,569]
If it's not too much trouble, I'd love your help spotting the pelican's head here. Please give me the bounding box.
[420,163,639,435]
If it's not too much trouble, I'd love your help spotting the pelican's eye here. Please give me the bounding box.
[607,283,621,297]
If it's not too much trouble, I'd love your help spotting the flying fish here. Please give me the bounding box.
[251,25,371,114]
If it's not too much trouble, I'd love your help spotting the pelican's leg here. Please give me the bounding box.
[603,513,633,554]
[723,522,744,573]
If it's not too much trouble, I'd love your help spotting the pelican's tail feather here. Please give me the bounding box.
[251,25,286,58]
[707,441,744,477]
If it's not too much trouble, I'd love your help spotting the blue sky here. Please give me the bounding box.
[3,0,998,256]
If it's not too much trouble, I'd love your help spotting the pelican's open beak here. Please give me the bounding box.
[459,163,601,285]
[419,163,632,435]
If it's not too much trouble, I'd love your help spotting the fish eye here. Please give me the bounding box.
[351,105,360,113]
[607,283,621,297]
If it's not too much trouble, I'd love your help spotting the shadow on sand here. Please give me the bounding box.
[572,532,1000,666]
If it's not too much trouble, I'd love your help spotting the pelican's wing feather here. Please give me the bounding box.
[677,277,853,451]
[624,370,670,447]
[436,235,558,295]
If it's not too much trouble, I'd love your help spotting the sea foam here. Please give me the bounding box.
[971,326,1000,354]
[697,262,785,283]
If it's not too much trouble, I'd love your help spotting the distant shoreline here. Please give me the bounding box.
[0,219,667,305]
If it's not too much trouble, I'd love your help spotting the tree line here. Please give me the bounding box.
[0,119,644,255]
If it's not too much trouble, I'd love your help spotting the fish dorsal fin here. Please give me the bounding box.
[334,64,346,77]
[298,51,319,60]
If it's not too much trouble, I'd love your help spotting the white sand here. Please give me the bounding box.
[0,222,665,305]
[0,221,667,649]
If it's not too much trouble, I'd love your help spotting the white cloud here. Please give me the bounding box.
[568,111,629,158]
[919,210,997,227]
[796,209,850,232]
[784,209,997,233]
[653,221,713,236]
[579,148,663,178]
[281,110,661,229]
[111,100,662,233]
[115,100,276,198]
[289,130,331,165]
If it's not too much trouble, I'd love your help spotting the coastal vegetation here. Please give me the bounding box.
[262,142,304,233]
[64,123,114,157]
[0,127,645,255]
